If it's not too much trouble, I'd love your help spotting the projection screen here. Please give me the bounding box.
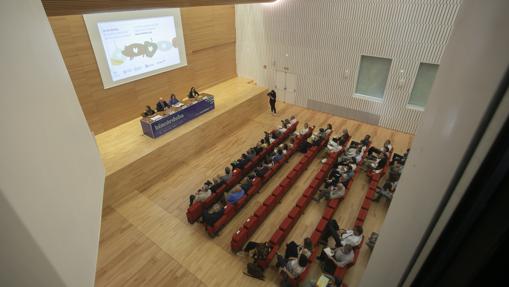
[84,9,187,89]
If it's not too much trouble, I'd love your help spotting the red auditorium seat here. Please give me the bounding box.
[288,206,301,219]
[355,219,364,227]
[316,218,328,233]
[263,195,277,209]
[303,187,315,198]
[273,186,285,199]
[270,229,285,246]
[244,216,258,231]
[231,228,248,252]
[279,217,293,233]
[366,188,376,200]
[310,230,322,245]
[296,196,307,208]
[309,178,321,189]
[361,198,371,210]
[328,199,340,209]
[357,208,368,222]
[236,197,248,209]
[255,205,269,221]
[322,207,335,221]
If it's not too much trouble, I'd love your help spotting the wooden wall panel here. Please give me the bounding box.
[49,5,237,134]
[42,0,275,16]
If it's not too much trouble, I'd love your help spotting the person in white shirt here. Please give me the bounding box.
[314,183,345,202]
[384,139,393,153]
[290,115,298,124]
[297,123,310,136]
[333,244,354,267]
[280,254,308,279]
[339,226,363,247]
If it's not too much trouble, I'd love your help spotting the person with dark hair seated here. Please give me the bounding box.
[277,253,309,279]
[188,87,200,98]
[318,244,354,274]
[272,148,284,163]
[156,97,170,112]
[141,105,156,117]
[314,182,345,202]
[220,167,232,182]
[232,154,250,170]
[337,128,350,145]
[240,177,253,192]
[202,201,225,226]
[374,181,397,202]
[284,237,313,259]
[360,134,371,146]
[255,163,269,177]
[168,93,180,106]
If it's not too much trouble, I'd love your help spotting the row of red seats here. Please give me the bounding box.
[257,149,345,269]
[186,122,298,224]
[230,133,331,252]
[204,129,312,237]
[286,142,372,286]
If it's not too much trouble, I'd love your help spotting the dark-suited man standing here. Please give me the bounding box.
[268,90,277,115]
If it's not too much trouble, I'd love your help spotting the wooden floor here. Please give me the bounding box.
[95,102,413,287]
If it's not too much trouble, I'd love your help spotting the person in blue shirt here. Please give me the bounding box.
[272,148,284,163]
[226,186,245,204]
[168,93,180,106]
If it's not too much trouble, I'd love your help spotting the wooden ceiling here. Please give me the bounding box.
[42,0,275,16]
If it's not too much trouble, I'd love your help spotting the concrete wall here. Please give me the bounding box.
[0,1,105,286]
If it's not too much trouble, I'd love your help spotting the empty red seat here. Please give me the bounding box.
[362,198,371,210]
[270,229,285,246]
[263,195,277,209]
[310,179,321,189]
[244,216,259,231]
[296,196,307,208]
[322,207,335,220]
[288,206,301,219]
[303,187,315,198]
[231,228,248,252]
[316,218,328,233]
[366,188,376,200]
[357,208,368,222]
[186,203,203,223]
[311,230,322,245]
[347,180,353,190]
[355,219,364,227]
[328,199,340,209]
[236,197,248,209]
[255,205,269,220]
[279,217,293,233]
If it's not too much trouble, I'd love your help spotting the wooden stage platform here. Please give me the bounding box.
[96,77,267,206]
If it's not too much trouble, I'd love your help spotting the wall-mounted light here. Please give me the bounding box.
[343,69,350,79]
[398,69,406,88]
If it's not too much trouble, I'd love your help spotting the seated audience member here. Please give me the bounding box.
[284,237,313,259]
[388,162,403,182]
[363,152,388,172]
[278,120,288,133]
[367,140,391,157]
[255,163,269,177]
[263,157,274,168]
[226,186,245,204]
[189,184,212,206]
[316,128,327,139]
[392,148,410,166]
[202,201,225,226]
[244,241,272,262]
[325,124,333,135]
[259,139,268,149]
[288,137,296,149]
[209,176,224,193]
[318,244,354,270]
[240,177,253,192]
[290,115,298,124]
[314,182,345,202]
[360,134,371,146]
[338,129,350,145]
[264,131,274,144]
[141,105,156,117]
[297,123,311,136]
[327,137,342,153]
[384,139,393,153]
[374,181,396,202]
[254,143,264,154]
[220,167,232,182]
[246,148,257,160]
[272,148,284,162]
[168,93,180,106]
[156,97,170,112]
[232,154,250,169]
[188,87,200,98]
[320,220,363,248]
[277,253,309,279]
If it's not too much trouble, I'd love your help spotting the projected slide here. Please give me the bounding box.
[98,16,180,81]
[84,9,187,89]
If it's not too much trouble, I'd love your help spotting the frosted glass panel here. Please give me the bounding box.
[355,55,392,99]
[409,63,439,107]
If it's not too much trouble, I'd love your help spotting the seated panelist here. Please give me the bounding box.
[168,93,180,106]
[188,87,200,99]
[156,97,170,112]
[141,105,156,117]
